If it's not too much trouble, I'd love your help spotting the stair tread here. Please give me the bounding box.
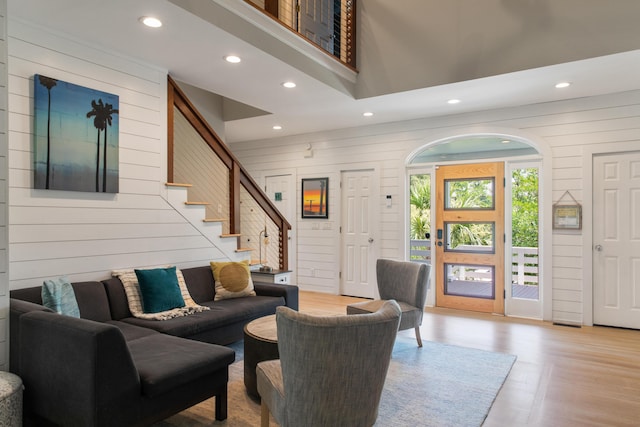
[203,218,227,222]
[221,234,241,237]
[185,201,210,205]
[165,182,193,187]
[235,248,253,252]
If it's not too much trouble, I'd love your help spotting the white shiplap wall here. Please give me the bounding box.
[232,89,640,324]
[7,20,232,290]
[0,0,9,370]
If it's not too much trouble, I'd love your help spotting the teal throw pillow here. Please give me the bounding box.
[134,267,185,313]
[42,276,80,318]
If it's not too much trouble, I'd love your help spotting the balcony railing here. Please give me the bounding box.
[244,0,356,69]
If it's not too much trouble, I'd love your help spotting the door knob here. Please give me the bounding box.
[595,244,603,251]
[368,238,374,243]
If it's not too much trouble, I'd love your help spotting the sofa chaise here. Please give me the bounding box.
[9,265,299,426]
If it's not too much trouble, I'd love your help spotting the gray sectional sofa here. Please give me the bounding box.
[9,265,299,426]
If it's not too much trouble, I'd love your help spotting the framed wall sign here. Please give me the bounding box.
[553,205,582,229]
[553,191,582,230]
[301,178,328,219]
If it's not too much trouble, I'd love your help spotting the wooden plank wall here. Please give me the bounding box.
[6,20,230,291]
[0,0,8,370]
[231,89,640,324]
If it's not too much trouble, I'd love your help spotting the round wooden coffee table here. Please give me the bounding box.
[243,314,279,399]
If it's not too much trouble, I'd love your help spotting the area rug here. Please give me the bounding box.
[154,333,516,426]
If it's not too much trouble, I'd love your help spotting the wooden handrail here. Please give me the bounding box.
[167,76,291,269]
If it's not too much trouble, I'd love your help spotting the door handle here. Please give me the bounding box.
[595,244,603,251]
[368,238,374,243]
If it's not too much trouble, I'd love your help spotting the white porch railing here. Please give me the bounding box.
[510,247,539,286]
[409,239,539,286]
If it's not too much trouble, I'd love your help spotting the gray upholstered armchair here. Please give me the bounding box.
[347,259,431,347]
[256,301,401,427]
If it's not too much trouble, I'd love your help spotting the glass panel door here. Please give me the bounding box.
[409,172,432,264]
[506,163,542,318]
[435,162,505,314]
[408,169,433,305]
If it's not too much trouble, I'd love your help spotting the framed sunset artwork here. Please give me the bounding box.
[301,178,328,219]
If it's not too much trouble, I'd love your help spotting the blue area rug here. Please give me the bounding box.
[158,335,515,426]
[377,335,516,426]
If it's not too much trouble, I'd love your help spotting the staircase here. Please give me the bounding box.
[165,183,253,263]
[168,76,291,270]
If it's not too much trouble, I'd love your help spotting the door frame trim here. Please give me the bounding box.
[583,141,640,326]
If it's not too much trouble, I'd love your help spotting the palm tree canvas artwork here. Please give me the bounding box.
[34,74,119,193]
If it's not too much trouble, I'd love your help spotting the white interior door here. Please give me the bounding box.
[593,151,640,328]
[340,169,378,298]
[265,173,296,283]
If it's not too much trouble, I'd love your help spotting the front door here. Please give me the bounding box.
[593,151,640,328]
[435,162,505,314]
[341,169,378,298]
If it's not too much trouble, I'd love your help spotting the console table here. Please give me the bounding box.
[251,269,292,285]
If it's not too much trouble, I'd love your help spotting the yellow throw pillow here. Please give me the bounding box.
[210,260,256,301]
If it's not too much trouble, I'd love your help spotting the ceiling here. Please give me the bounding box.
[8,0,640,143]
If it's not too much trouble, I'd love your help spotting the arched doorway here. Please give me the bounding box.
[407,133,548,319]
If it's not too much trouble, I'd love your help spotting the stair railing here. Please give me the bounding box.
[167,76,291,270]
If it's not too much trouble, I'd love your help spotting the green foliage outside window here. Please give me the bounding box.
[410,175,431,239]
[409,169,538,248]
[511,168,539,248]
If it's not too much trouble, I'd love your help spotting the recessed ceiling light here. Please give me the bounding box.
[363,112,373,117]
[555,82,571,88]
[273,125,282,130]
[140,16,162,28]
[447,99,461,105]
[224,55,241,64]
[282,81,296,89]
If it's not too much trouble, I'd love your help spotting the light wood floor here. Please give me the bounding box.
[299,291,640,426]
